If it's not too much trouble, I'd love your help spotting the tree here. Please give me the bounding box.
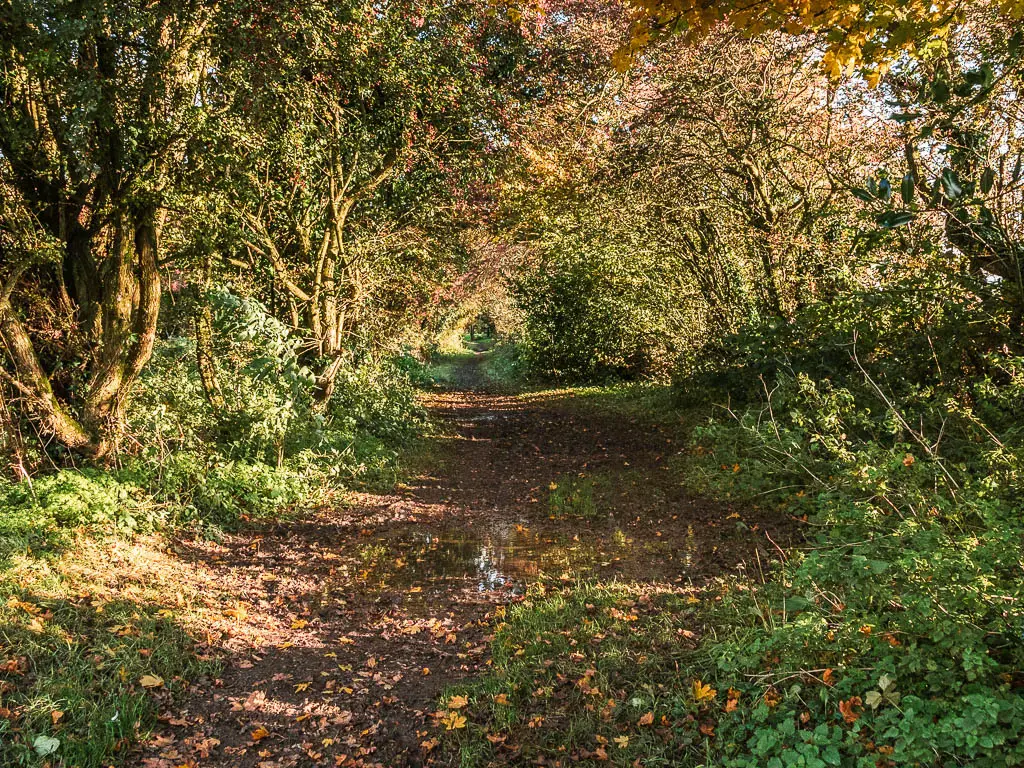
[615,0,1024,80]
[213,0,590,403]
[0,1,213,458]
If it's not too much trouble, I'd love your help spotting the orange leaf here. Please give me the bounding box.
[251,726,270,741]
[442,712,467,730]
[638,711,654,726]
[839,696,862,724]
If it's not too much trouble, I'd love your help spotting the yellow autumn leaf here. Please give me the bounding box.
[251,726,270,741]
[442,711,467,730]
[448,694,468,709]
[294,681,311,692]
[139,674,164,689]
[692,680,717,702]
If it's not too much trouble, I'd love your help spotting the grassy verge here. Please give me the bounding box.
[0,350,437,767]
[0,522,217,767]
[516,381,680,422]
[439,580,727,767]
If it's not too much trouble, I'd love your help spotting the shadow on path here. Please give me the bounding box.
[140,364,795,768]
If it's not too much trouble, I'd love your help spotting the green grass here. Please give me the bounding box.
[548,475,601,520]
[0,547,215,767]
[439,580,723,767]
[517,381,682,423]
[425,350,482,388]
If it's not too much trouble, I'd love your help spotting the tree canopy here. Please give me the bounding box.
[615,0,1024,81]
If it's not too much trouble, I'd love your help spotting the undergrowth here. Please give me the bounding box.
[441,271,1024,766]
[0,292,433,767]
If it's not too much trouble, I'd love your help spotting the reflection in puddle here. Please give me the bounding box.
[351,524,635,595]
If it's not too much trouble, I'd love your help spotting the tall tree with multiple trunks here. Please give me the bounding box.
[0,0,616,457]
[0,1,212,458]
[213,0,610,404]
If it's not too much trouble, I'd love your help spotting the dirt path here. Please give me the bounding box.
[141,355,790,768]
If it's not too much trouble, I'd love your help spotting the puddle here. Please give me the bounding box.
[346,522,643,595]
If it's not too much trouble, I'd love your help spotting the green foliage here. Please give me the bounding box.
[512,242,685,381]
[0,584,210,768]
[0,473,144,568]
[670,272,1024,765]
[548,476,599,519]
[133,452,307,530]
[440,253,1024,765]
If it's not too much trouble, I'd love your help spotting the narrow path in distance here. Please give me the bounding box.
[142,351,793,768]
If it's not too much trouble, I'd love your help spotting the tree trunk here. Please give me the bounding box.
[311,355,346,410]
[0,207,162,460]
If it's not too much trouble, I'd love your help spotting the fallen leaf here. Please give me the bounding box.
[33,735,60,757]
[442,712,466,730]
[638,711,654,726]
[139,675,164,689]
[448,695,468,709]
[839,696,862,724]
[251,726,270,741]
[692,680,717,702]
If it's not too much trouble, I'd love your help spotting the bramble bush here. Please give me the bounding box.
[675,268,1024,765]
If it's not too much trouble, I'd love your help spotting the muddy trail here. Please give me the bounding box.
[141,351,792,768]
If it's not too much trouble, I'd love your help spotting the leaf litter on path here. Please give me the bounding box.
[140,379,796,767]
